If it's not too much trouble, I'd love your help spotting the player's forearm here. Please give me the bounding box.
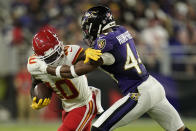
[46,65,73,78]
[46,60,100,78]
[74,61,99,75]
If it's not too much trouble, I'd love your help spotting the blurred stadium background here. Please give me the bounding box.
[0,0,196,130]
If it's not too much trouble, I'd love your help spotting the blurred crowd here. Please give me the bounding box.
[0,0,196,121]
[0,0,196,76]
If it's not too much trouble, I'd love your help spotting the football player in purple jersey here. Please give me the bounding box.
[34,6,191,131]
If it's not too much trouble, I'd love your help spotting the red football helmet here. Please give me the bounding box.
[32,26,63,65]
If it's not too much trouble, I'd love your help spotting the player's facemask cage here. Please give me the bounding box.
[82,30,95,47]
[38,43,64,65]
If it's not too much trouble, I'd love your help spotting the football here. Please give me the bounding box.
[34,83,53,102]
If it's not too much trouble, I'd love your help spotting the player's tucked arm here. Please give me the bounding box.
[30,77,51,110]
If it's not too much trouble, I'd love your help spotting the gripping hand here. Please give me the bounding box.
[31,97,51,110]
[84,48,102,64]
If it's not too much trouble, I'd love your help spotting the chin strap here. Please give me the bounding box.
[102,21,116,31]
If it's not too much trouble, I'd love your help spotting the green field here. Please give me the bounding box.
[0,119,196,131]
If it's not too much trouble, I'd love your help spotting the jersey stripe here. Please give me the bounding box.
[76,100,95,131]
[78,101,93,131]
[72,47,83,64]
[81,99,95,130]
[93,93,137,130]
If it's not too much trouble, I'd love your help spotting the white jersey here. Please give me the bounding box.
[28,45,92,112]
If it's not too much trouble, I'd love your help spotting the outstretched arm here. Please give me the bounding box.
[45,48,103,78]
[46,48,115,78]
[32,48,113,78]
[46,58,103,78]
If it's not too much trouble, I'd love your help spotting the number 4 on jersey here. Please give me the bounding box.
[124,44,142,74]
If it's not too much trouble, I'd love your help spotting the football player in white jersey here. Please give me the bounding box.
[27,26,103,131]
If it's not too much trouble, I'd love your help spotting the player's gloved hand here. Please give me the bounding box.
[84,48,102,64]
[31,97,51,110]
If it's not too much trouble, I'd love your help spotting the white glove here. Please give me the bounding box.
[27,56,47,75]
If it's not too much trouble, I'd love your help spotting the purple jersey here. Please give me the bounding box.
[93,26,149,95]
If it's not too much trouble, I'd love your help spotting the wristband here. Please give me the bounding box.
[70,65,78,77]
[56,66,62,78]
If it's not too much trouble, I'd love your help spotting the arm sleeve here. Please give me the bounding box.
[101,52,115,65]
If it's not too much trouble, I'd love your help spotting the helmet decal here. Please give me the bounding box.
[85,11,97,18]
[82,11,97,25]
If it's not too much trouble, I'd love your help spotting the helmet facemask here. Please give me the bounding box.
[38,42,64,66]
[82,17,99,47]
